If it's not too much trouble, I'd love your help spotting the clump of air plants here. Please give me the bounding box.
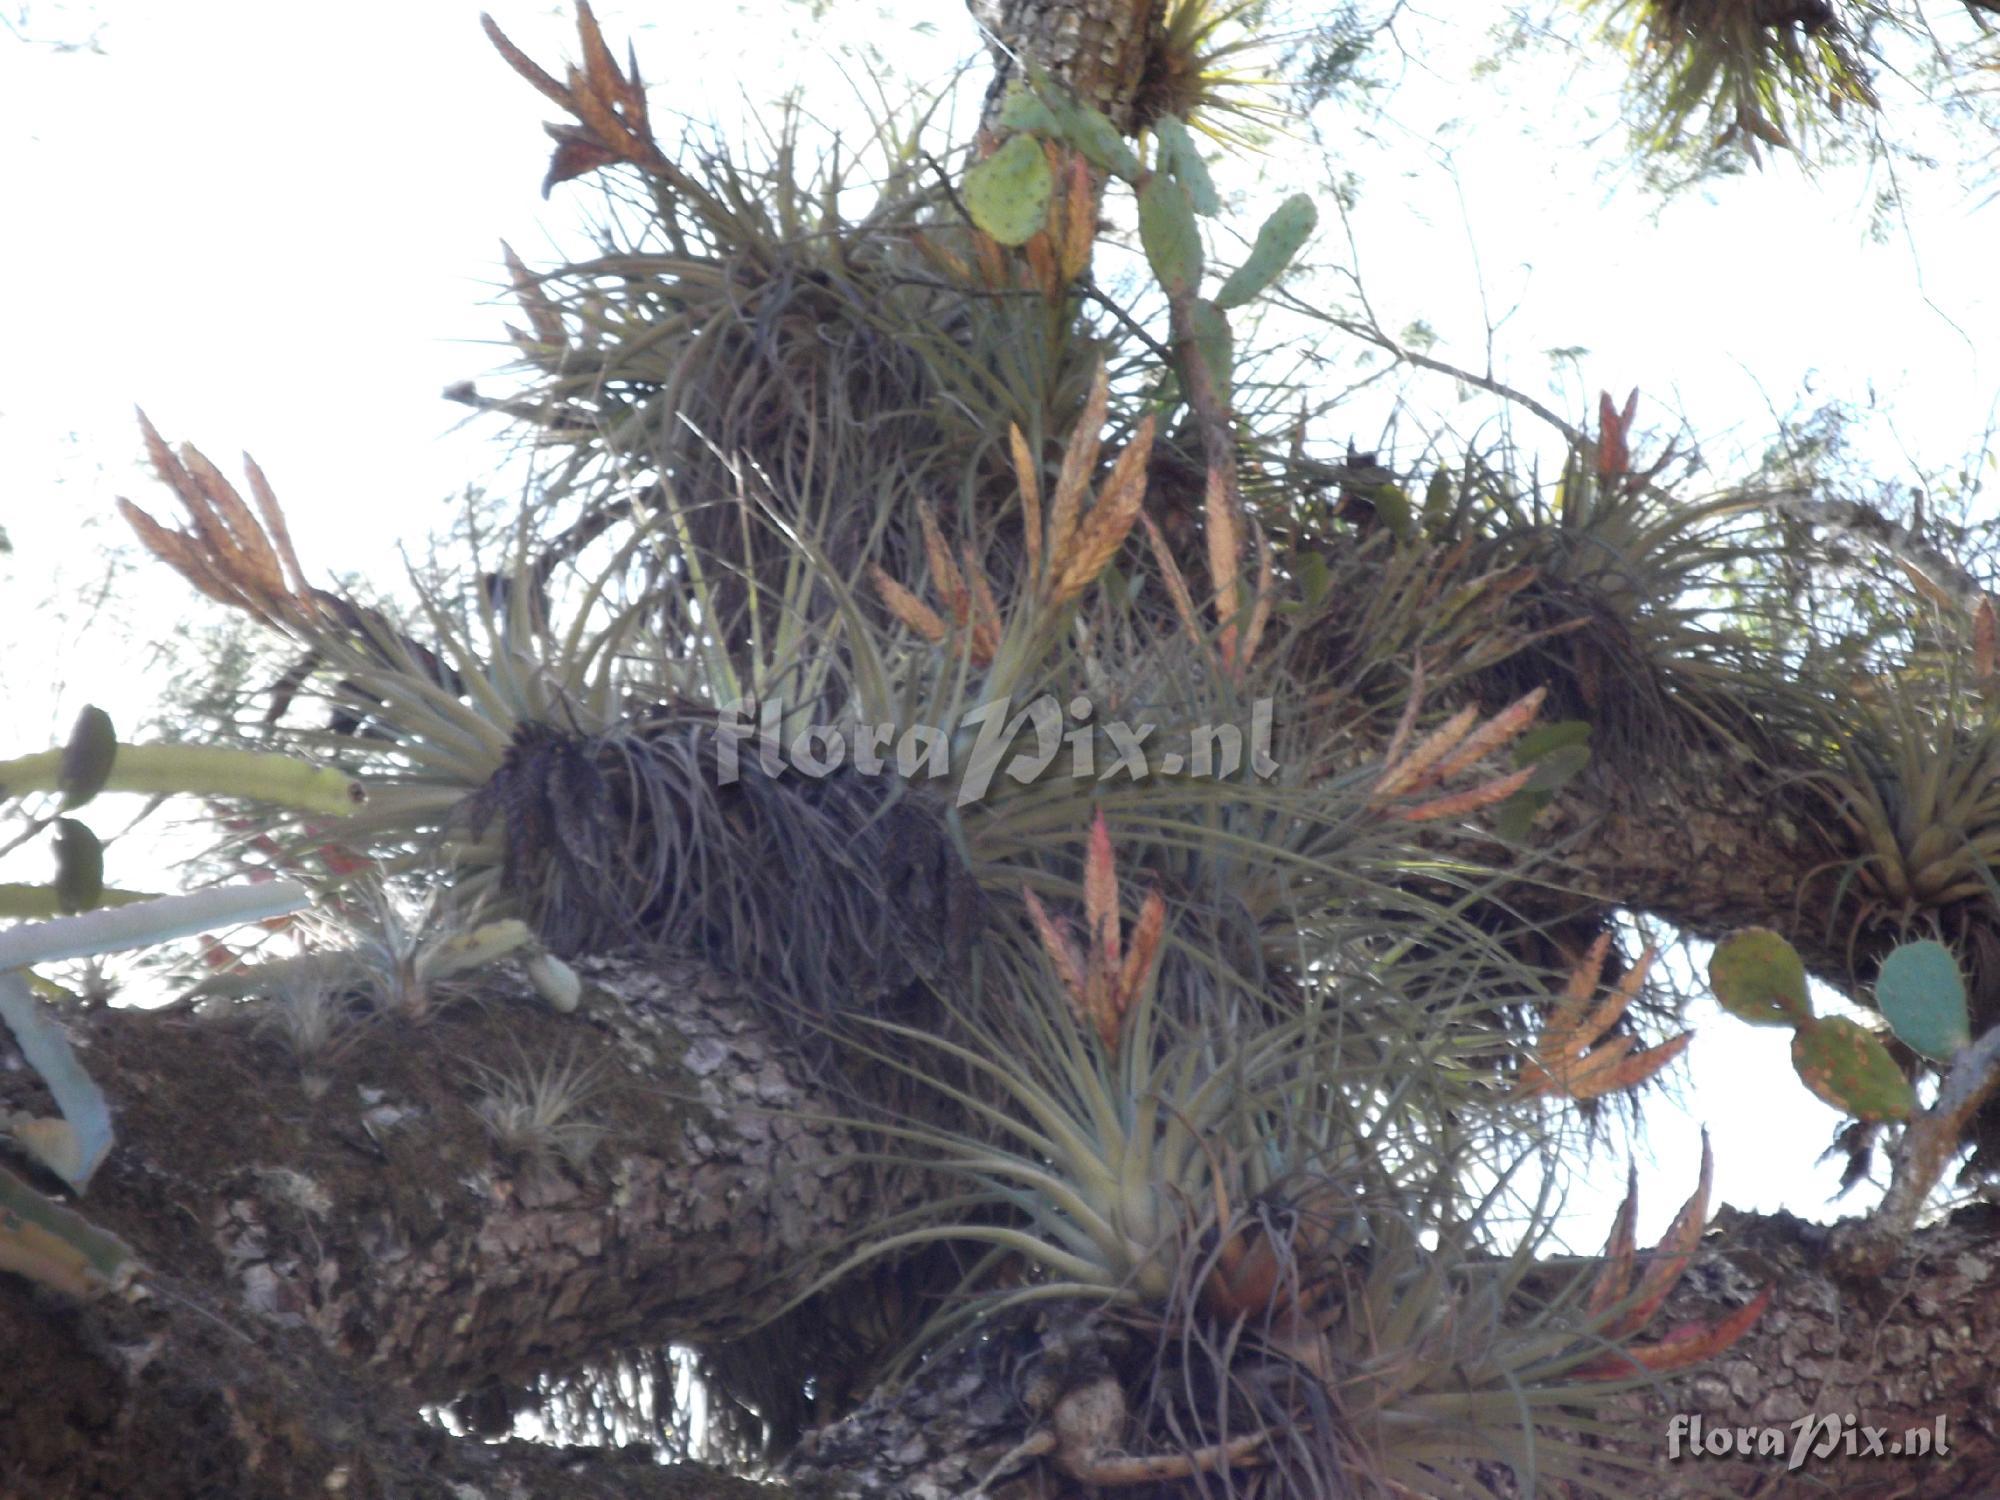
[1589,0,1876,168]
[1809,657,2000,933]
[469,1042,611,1173]
[478,4,1109,622]
[1141,1,1283,130]
[257,966,362,1097]
[773,804,1766,1498]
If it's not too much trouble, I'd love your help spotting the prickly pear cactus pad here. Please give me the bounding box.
[1709,927,1814,1027]
[1791,1017,1915,1122]
[1874,939,1973,1063]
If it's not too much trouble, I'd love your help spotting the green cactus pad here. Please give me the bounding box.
[1791,1017,1915,1122]
[1186,298,1232,408]
[963,134,1052,247]
[1138,175,1203,298]
[53,818,104,914]
[1154,115,1219,214]
[1875,939,1972,1062]
[1060,98,1140,180]
[1212,193,1318,311]
[1709,928,1814,1027]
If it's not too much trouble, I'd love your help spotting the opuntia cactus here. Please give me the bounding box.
[1874,939,1972,1063]
[1791,1017,1915,1122]
[1710,927,1923,1125]
[1708,927,1814,1027]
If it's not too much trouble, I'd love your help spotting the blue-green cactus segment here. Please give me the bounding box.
[1059,98,1140,180]
[1709,927,1814,1027]
[1791,1017,1915,1122]
[1875,939,1973,1062]
[1186,298,1232,408]
[996,89,1062,136]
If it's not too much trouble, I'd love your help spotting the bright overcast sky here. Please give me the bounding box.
[5,1,1997,1241]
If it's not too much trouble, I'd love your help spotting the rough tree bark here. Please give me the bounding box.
[6,931,1999,1498]
[9,3,2000,1497]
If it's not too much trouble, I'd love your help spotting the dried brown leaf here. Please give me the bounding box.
[1585,1164,1640,1318]
[1051,416,1153,604]
[1117,888,1166,1009]
[1607,1131,1712,1339]
[1572,1285,1771,1380]
[1059,150,1095,285]
[1140,513,1210,658]
[1084,809,1120,983]
[481,12,575,111]
[1023,886,1088,1015]
[914,502,970,626]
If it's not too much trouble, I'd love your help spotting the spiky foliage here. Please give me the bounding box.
[118,8,1778,1487]
[473,7,1116,628]
[1397,393,1814,769]
[1130,0,1287,139]
[469,1040,611,1171]
[1588,0,1878,167]
[753,818,1757,1497]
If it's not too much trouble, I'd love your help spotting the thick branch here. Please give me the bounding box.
[2,958,897,1403]
[776,1205,2000,1499]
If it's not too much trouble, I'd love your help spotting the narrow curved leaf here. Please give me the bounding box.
[0,1163,135,1298]
[0,880,309,970]
[0,971,114,1191]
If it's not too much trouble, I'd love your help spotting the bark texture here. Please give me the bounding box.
[0,957,896,1498]
[7,950,2000,1498]
[9,3,2000,1495]
[974,0,1155,132]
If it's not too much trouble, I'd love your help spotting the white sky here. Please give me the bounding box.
[5,1,1997,1243]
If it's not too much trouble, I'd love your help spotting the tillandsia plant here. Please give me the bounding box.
[107,9,1794,1482]
[118,414,971,1011]
[761,815,1763,1497]
[1809,661,2000,930]
[1391,391,1808,771]
[1585,0,1878,169]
